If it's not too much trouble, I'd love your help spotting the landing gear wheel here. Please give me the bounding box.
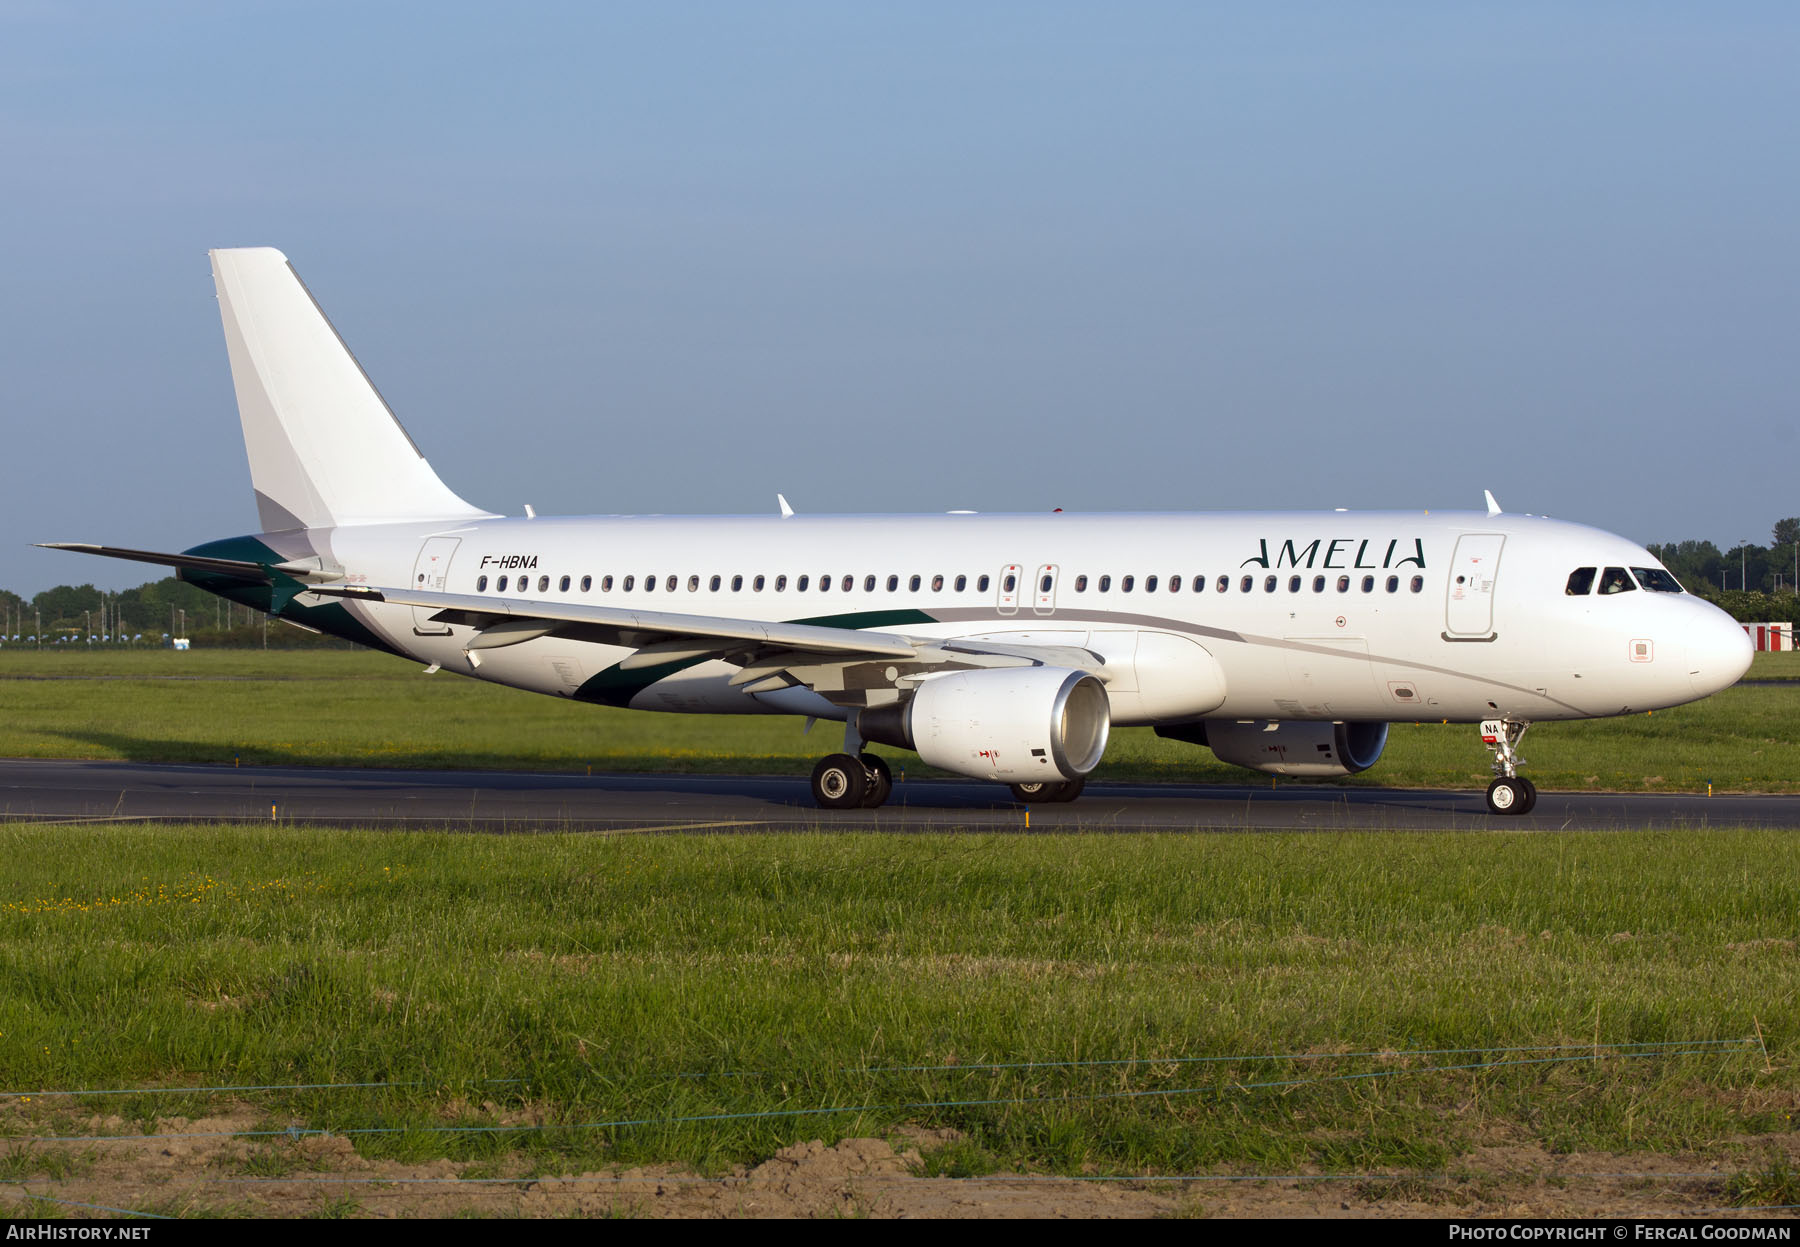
[1478,718,1537,817]
[858,754,892,808]
[1485,777,1530,816]
[1516,777,1537,814]
[812,753,867,809]
[1010,779,1086,804]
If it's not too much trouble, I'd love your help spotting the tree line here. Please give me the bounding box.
[1645,516,1800,623]
[3,519,1796,649]
[0,576,350,648]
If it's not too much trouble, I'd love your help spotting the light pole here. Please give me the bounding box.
[1742,541,1748,593]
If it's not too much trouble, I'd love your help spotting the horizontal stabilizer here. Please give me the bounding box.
[36,543,339,584]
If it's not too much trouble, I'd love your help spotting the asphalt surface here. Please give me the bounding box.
[1,758,1796,832]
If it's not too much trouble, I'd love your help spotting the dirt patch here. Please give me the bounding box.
[2,1101,1796,1219]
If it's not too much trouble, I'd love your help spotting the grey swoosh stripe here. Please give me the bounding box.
[921,606,1589,717]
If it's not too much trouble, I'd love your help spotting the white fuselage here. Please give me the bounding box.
[294,508,1753,727]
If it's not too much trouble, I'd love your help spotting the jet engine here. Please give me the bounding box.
[860,667,1111,783]
[1156,719,1389,777]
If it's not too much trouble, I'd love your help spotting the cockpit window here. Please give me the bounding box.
[1598,566,1636,595]
[1565,567,1595,595]
[1631,567,1684,594]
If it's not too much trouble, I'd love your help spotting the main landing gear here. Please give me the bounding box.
[1009,779,1085,804]
[810,713,894,809]
[1480,718,1537,815]
[810,752,893,810]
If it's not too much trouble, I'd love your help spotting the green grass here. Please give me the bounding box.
[1725,1158,1800,1207]
[1,823,1795,1177]
[1749,651,1800,682]
[0,649,1794,792]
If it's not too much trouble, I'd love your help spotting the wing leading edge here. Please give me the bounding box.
[311,584,1108,702]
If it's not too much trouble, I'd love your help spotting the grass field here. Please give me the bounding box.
[1,648,1794,793]
[1,823,1796,1205]
[2,649,1797,1216]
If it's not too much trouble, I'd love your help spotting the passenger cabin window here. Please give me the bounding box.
[775,575,787,591]
[645,575,656,592]
[622,575,634,591]
[1099,575,1112,592]
[864,575,876,592]
[1631,567,1683,593]
[1410,575,1424,593]
[1168,574,1180,593]
[559,575,570,592]
[538,576,549,592]
[843,575,854,592]
[1566,567,1596,595]
[934,575,945,592]
[1361,576,1375,593]
[477,575,489,592]
[1264,576,1277,592]
[580,575,592,592]
[887,575,899,592]
[954,575,966,592]
[1386,575,1399,593]
[1599,567,1636,595]
[754,575,765,591]
[1003,573,1017,592]
[709,575,720,591]
[1123,575,1135,593]
[910,575,922,591]
[497,575,508,592]
[666,575,677,592]
[1075,575,1088,592]
[1239,575,1252,592]
[602,575,613,592]
[1288,575,1301,592]
[1193,575,1206,592]
[1313,575,1325,592]
[1337,575,1350,592]
[732,575,743,591]
[1218,575,1230,593]
[689,575,700,592]
[977,575,991,592]
[797,575,810,591]
[1144,575,1157,592]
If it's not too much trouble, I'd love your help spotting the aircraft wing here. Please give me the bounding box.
[311,584,1107,700]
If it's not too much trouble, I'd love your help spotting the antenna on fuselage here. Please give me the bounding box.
[1484,490,1502,517]
[777,494,795,518]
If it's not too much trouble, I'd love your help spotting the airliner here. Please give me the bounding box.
[44,249,1753,815]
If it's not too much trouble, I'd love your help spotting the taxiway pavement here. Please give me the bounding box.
[1,759,1795,832]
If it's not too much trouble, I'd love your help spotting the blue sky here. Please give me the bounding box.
[4,2,1796,594]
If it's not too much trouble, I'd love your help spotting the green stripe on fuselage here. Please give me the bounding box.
[572,608,936,708]
[180,535,407,658]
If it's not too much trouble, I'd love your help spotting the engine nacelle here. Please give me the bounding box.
[860,667,1111,783]
[1157,719,1389,777]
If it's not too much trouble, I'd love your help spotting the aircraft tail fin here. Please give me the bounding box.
[210,247,494,532]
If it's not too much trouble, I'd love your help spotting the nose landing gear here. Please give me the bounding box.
[1480,718,1537,815]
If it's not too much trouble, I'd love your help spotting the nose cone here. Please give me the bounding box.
[1687,609,1754,698]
